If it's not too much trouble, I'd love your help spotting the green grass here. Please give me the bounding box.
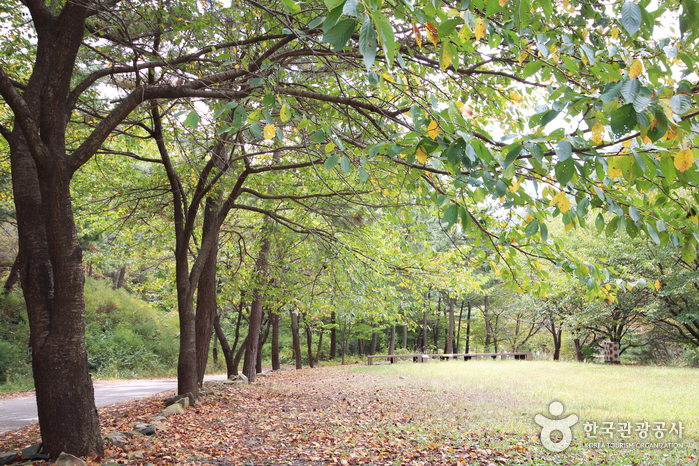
[353,360,699,465]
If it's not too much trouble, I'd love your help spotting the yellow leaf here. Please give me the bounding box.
[413,23,422,48]
[263,124,276,139]
[426,21,439,46]
[674,148,695,173]
[607,156,623,177]
[509,178,521,193]
[628,59,643,79]
[383,189,390,196]
[325,142,336,153]
[459,25,472,43]
[611,27,619,39]
[416,146,428,163]
[558,196,570,213]
[510,91,521,102]
[654,280,661,291]
[622,138,633,148]
[427,120,440,140]
[517,51,527,66]
[382,72,395,83]
[535,261,542,271]
[525,213,532,223]
[475,18,486,41]
[592,123,605,145]
[499,0,508,6]
[440,44,452,70]
[664,125,677,141]
[280,104,291,122]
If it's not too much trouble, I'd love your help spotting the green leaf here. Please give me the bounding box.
[555,158,575,185]
[682,239,697,263]
[503,144,522,167]
[495,180,507,197]
[183,111,199,129]
[620,79,640,103]
[595,213,605,233]
[522,60,543,78]
[605,216,619,237]
[628,206,641,222]
[323,6,344,33]
[555,140,572,161]
[442,204,459,228]
[323,18,356,51]
[621,1,642,36]
[342,0,359,16]
[540,222,548,242]
[281,0,301,13]
[680,0,699,43]
[324,155,340,169]
[308,16,325,29]
[525,220,539,237]
[358,165,368,182]
[324,0,344,11]
[600,81,622,104]
[340,155,351,172]
[669,94,692,115]
[312,129,326,143]
[646,224,661,245]
[372,11,395,66]
[250,123,262,139]
[610,104,637,137]
[540,109,560,127]
[359,17,377,70]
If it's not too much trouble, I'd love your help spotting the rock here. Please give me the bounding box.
[137,424,157,436]
[55,452,87,466]
[176,397,189,409]
[164,394,184,407]
[21,442,49,461]
[104,432,128,448]
[161,403,185,416]
[202,381,217,390]
[256,372,267,377]
[239,373,248,384]
[150,420,167,432]
[221,379,235,385]
[126,430,143,438]
[186,392,196,406]
[151,415,167,422]
[0,452,18,466]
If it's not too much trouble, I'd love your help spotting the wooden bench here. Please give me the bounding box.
[366,352,532,365]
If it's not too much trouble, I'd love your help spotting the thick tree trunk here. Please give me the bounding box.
[213,313,235,378]
[290,310,302,369]
[195,197,220,386]
[271,313,280,370]
[232,333,248,376]
[242,222,272,382]
[329,311,336,360]
[553,329,562,361]
[3,5,104,456]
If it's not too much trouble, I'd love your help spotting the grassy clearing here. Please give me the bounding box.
[353,359,699,465]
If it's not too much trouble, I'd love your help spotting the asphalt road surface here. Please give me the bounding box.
[0,375,226,433]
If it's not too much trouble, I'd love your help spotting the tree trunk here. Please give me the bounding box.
[315,328,324,364]
[2,4,104,457]
[242,221,272,382]
[389,325,396,363]
[402,315,408,349]
[302,314,314,369]
[195,197,220,386]
[446,296,455,353]
[422,310,428,352]
[256,314,271,374]
[113,264,126,290]
[465,302,472,353]
[483,295,492,351]
[573,337,584,362]
[2,255,20,295]
[232,333,248,376]
[213,313,235,378]
[358,337,364,356]
[329,311,336,360]
[553,329,562,361]
[271,312,280,370]
[370,326,378,355]
[290,310,302,369]
[434,295,441,349]
[455,300,464,352]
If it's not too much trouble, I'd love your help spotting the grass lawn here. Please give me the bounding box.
[355,359,699,465]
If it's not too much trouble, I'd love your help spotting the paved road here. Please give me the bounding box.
[0,375,226,433]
